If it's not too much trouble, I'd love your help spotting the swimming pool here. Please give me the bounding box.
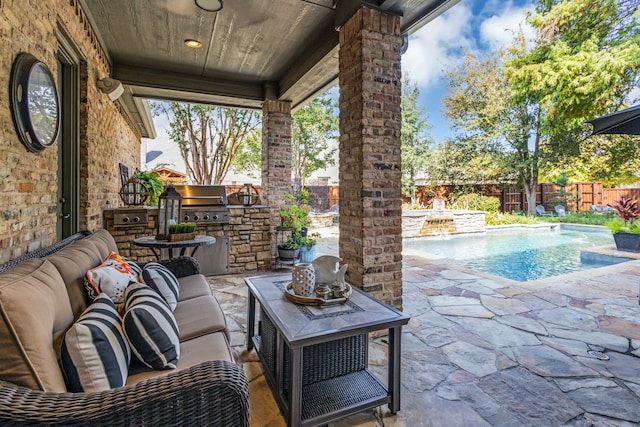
[403,226,625,282]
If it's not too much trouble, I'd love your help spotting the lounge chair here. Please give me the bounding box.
[554,205,566,216]
[536,205,552,217]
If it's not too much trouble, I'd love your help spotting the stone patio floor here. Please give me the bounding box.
[207,227,640,426]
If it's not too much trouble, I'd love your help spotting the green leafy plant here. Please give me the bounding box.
[133,170,165,206]
[294,189,310,205]
[279,231,303,250]
[279,193,311,231]
[299,233,320,249]
[168,222,197,234]
[607,197,640,234]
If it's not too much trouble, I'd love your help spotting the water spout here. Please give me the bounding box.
[419,214,455,237]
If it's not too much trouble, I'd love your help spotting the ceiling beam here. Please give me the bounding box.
[278,25,339,103]
[112,64,265,103]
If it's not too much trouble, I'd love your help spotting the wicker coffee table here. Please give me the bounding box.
[245,274,409,427]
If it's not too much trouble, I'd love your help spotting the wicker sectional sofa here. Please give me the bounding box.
[0,229,249,426]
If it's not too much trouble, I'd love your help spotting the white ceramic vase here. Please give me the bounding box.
[292,263,315,296]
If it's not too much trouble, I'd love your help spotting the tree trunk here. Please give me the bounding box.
[524,182,537,215]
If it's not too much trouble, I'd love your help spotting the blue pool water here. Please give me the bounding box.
[403,226,625,282]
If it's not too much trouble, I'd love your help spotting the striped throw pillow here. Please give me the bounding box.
[141,262,180,311]
[60,294,131,392]
[123,282,180,370]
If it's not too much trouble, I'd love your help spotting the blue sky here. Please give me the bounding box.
[403,0,533,142]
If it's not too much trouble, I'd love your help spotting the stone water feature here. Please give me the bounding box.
[402,209,486,238]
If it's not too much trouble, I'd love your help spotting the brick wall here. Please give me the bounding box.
[0,0,141,263]
[339,6,403,308]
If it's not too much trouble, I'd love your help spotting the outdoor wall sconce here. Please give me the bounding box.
[195,0,223,12]
[9,53,60,152]
[97,77,124,101]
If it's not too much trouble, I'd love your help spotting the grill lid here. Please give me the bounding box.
[172,185,227,207]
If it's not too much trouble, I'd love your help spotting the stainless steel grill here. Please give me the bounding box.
[173,185,230,225]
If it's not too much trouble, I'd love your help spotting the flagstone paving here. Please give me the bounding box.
[207,229,640,426]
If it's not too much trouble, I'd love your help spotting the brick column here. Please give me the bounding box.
[261,100,292,263]
[338,6,403,308]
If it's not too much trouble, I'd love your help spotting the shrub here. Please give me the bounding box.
[485,212,540,226]
[451,193,500,212]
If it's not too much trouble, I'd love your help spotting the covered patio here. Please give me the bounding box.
[3,0,640,426]
[2,0,461,310]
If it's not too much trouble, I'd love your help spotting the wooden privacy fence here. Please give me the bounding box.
[305,183,640,213]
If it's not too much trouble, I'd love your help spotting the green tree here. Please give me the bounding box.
[505,0,640,184]
[507,0,640,128]
[291,94,338,186]
[153,102,260,184]
[230,128,262,178]
[401,76,434,204]
[443,52,540,213]
[443,0,640,214]
[429,136,514,187]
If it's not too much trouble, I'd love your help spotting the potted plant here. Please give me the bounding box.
[133,170,165,206]
[167,222,197,241]
[299,233,320,262]
[279,192,311,233]
[278,231,302,260]
[607,197,640,252]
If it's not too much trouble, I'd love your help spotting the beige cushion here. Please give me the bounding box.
[125,332,234,386]
[174,295,228,341]
[47,244,104,318]
[177,274,212,301]
[82,229,119,260]
[0,258,45,282]
[0,260,73,391]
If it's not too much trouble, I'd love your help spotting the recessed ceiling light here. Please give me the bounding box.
[184,39,203,49]
[195,0,223,12]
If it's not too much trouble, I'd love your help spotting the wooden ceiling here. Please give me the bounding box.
[79,0,460,137]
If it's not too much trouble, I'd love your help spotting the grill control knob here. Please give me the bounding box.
[213,215,219,220]
[203,214,210,221]
[194,215,200,221]
[133,216,140,223]
[122,217,130,223]
[184,215,190,221]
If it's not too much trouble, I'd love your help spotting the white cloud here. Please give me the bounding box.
[402,4,476,88]
[479,2,534,51]
[402,0,534,89]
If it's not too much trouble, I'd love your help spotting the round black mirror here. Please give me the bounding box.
[9,53,60,152]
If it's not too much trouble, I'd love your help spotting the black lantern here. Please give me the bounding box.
[156,184,183,240]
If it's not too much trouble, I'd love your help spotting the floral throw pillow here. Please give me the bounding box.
[85,252,140,310]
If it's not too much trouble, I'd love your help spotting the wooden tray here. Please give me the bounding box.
[284,282,352,306]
